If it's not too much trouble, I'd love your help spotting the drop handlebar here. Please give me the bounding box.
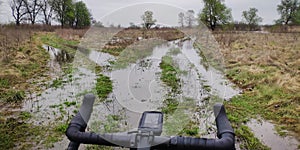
[66,94,235,150]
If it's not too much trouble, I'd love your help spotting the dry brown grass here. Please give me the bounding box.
[55,28,88,41]
[215,32,300,92]
[215,32,300,139]
[0,28,50,103]
[101,28,184,53]
[0,26,82,103]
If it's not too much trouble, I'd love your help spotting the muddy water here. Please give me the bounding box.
[178,40,240,100]
[88,40,299,150]
[23,66,97,125]
[43,45,62,75]
[85,40,242,139]
[86,44,171,135]
[109,44,170,113]
[23,40,240,148]
[247,119,299,150]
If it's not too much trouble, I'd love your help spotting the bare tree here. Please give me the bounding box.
[185,10,195,28]
[10,0,27,25]
[178,12,184,27]
[40,0,52,25]
[24,0,42,24]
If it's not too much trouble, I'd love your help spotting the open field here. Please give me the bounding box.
[0,26,184,149]
[0,25,299,149]
[214,32,300,149]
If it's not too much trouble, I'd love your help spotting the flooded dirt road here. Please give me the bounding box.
[22,39,299,149]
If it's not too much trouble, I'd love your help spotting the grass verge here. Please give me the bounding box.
[0,33,49,103]
[95,74,113,102]
[39,32,79,55]
[0,111,66,149]
[214,32,300,149]
[0,28,83,149]
[159,56,180,93]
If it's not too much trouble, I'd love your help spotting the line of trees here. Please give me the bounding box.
[10,0,91,28]
[9,0,300,30]
[178,10,196,28]
[177,0,300,30]
[142,0,300,30]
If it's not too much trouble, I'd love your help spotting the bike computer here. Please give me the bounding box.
[138,111,163,136]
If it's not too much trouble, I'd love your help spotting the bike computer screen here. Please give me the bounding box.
[138,111,163,136]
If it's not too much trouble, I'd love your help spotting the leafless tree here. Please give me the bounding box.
[185,10,195,28]
[10,0,27,25]
[24,0,42,24]
[40,0,52,25]
[178,12,185,27]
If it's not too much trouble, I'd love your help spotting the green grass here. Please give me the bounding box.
[63,101,77,107]
[180,123,199,136]
[0,113,65,149]
[159,56,180,93]
[162,97,199,137]
[159,56,200,137]
[161,98,179,114]
[43,128,65,148]
[159,56,193,136]
[54,123,69,133]
[19,111,32,120]
[15,62,40,77]
[39,33,79,55]
[49,103,63,108]
[225,65,300,149]
[49,65,77,89]
[0,118,40,149]
[0,90,25,103]
[227,84,300,126]
[0,79,10,88]
[95,74,113,102]
[0,32,50,103]
[86,145,114,150]
[102,48,124,56]
[0,31,84,149]
[63,64,76,75]
[50,77,64,88]
[103,115,122,133]
[235,125,270,150]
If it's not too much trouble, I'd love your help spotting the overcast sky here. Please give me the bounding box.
[0,0,281,25]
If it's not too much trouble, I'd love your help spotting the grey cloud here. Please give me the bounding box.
[1,0,282,25]
[84,0,281,25]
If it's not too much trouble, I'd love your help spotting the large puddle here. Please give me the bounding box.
[21,40,299,149]
[247,119,299,150]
